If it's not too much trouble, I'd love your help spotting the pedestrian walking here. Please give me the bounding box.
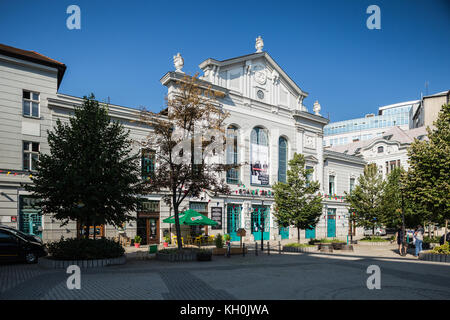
[396,225,406,255]
[414,225,424,257]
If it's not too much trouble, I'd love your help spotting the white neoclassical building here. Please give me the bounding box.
[0,38,366,244]
[329,126,427,179]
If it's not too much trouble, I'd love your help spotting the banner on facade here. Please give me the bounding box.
[210,207,222,230]
[250,143,269,185]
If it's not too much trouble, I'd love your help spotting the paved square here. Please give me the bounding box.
[0,245,449,300]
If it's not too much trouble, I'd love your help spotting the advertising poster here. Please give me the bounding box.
[251,142,269,185]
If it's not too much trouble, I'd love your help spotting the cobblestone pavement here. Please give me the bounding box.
[0,245,449,300]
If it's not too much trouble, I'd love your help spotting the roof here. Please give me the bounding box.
[0,43,66,89]
[378,99,420,113]
[328,126,428,155]
[423,90,450,99]
[324,150,366,165]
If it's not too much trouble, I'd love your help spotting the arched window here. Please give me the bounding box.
[250,127,269,186]
[226,126,239,184]
[278,137,287,183]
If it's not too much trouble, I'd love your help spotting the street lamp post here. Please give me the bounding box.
[260,200,264,252]
[400,180,407,256]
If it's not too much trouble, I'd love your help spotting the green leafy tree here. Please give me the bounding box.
[26,94,141,238]
[406,104,450,241]
[273,153,322,243]
[345,163,385,233]
[380,167,421,228]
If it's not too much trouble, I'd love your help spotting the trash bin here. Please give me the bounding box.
[149,245,158,254]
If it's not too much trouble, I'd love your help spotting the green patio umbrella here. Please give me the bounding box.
[163,209,218,226]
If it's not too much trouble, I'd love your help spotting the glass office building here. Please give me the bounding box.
[324,101,418,147]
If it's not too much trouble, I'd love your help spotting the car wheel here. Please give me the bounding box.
[25,252,38,264]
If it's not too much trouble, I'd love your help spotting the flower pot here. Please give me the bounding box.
[134,243,141,248]
[163,242,169,247]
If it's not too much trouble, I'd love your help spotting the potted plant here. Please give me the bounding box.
[215,233,224,249]
[163,235,170,248]
[134,235,142,248]
[224,234,231,244]
[212,233,224,255]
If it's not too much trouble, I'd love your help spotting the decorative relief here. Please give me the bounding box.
[304,135,316,149]
[254,70,267,85]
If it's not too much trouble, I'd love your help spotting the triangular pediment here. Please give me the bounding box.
[199,52,308,103]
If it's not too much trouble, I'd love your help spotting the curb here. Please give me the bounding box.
[156,252,197,262]
[282,246,318,253]
[356,241,395,246]
[39,256,126,269]
[418,251,450,263]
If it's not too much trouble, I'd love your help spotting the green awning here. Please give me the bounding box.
[163,209,218,226]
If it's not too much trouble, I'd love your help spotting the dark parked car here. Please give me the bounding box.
[440,233,450,246]
[0,225,47,264]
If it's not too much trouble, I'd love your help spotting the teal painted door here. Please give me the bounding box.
[327,209,336,238]
[227,205,241,241]
[279,227,289,239]
[19,197,42,238]
[252,205,270,241]
[19,209,42,238]
[305,227,316,239]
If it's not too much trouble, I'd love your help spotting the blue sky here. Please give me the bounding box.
[1,0,449,122]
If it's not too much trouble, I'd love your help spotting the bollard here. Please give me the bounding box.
[278,241,281,254]
[243,243,246,257]
[267,241,270,255]
[255,242,258,256]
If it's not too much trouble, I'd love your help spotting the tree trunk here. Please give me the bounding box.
[445,220,448,245]
[173,193,183,250]
[297,227,300,244]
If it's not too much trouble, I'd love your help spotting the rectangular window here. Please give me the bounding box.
[23,90,40,118]
[306,166,314,186]
[23,141,39,171]
[389,160,397,172]
[138,200,159,213]
[141,149,155,179]
[329,175,335,195]
[349,178,355,192]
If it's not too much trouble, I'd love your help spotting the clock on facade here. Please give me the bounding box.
[257,89,264,100]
